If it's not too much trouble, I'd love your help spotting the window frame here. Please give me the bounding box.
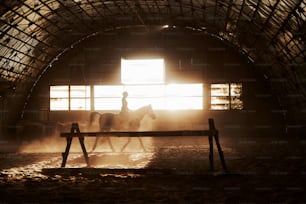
[210,83,243,110]
[50,85,91,111]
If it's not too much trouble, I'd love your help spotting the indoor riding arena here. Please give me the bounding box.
[0,0,306,203]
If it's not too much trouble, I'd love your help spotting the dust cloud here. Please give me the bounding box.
[19,117,154,153]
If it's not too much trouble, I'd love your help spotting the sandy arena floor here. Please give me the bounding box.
[0,135,306,203]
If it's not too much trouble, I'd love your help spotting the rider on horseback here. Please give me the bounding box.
[120,91,129,117]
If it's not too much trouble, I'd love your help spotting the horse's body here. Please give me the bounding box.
[89,104,156,151]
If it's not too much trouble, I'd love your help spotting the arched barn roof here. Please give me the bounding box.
[0,0,305,110]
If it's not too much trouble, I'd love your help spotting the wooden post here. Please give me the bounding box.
[208,118,228,172]
[75,123,91,167]
[59,120,227,173]
[61,123,90,167]
[208,118,215,172]
[61,136,72,168]
[61,123,76,167]
[214,130,228,172]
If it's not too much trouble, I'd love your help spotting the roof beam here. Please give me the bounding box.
[0,2,63,47]
[259,0,304,59]
[0,42,44,63]
[37,0,86,33]
[0,23,50,55]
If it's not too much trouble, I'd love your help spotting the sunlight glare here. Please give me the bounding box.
[121,58,165,84]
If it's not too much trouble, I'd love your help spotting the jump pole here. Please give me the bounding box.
[60,118,228,172]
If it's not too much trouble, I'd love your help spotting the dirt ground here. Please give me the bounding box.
[0,134,306,203]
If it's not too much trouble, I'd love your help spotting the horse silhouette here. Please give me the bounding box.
[88,104,156,152]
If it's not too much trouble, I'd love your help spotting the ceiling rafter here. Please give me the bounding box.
[153,0,162,15]
[113,1,128,15]
[125,0,148,29]
[251,0,262,21]
[71,0,94,21]
[0,67,35,80]
[259,0,304,60]
[22,1,64,35]
[0,23,50,55]
[231,0,246,34]
[85,0,105,19]
[224,0,233,31]
[178,0,184,16]
[144,0,154,14]
[37,0,86,33]
[213,0,219,26]
[84,0,112,29]
[55,0,94,31]
[0,42,44,64]
[0,2,62,48]
[101,1,114,15]
[1,55,40,71]
[259,0,282,32]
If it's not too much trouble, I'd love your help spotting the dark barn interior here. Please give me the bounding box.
[0,0,306,203]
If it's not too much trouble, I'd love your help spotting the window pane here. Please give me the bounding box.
[211,95,230,110]
[70,86,90,97]
[50,98,69,110]
[211,83,243,110]
[166,84,203,96]
[94,98,121,110]
[50,86,69,110]
[211,96,230,104]
[93,84,203,111]
[230,83,243,110]
[128,97,165,110]
[125,85,165,97]
[230,83,242,96]
[50,86,69,98]
[166,97,202,110]
[211,104,229,110]
[94,85,123,97]
[211,84,229,96]
[231,97,243,110]
[70,98,91,110]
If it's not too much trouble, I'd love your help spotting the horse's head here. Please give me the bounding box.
[147,104,156,119]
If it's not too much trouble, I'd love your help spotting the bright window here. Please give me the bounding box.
[49,58,203,111]
[165,84,203,110]
[50,86,69,110]
[94,85,123,110]
[50,85,91,111]
[211,83,243,110]
[70,86,91,110]
[121,58,165,84]
[93,84,203,110]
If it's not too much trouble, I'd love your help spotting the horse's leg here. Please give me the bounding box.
[132,122,147,152]
[106,137,115,152]
[91,114,106,152]
[91,137,99,152]
[92,136,114,152]
[120,137,131,152]
[137,137,146,152]
[92,113,116,152]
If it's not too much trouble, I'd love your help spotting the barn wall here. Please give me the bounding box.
[16,29,284,141]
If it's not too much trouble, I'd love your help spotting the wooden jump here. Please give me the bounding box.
[60,118,228,172]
